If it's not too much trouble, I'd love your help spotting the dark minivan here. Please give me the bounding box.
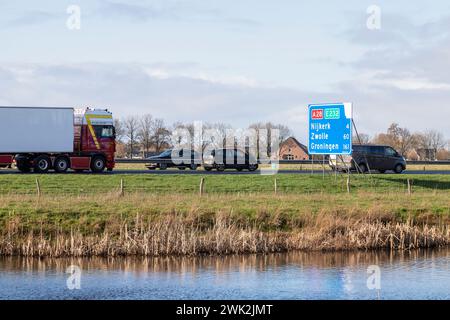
[203,149,258,172]
[330,145,406,174]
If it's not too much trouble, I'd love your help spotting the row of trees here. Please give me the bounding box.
[114,115,292,159]
[356,123,449,160]
[114,115,172,158]
[115,115,449,160]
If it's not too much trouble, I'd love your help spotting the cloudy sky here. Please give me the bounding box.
[1,0,450,142]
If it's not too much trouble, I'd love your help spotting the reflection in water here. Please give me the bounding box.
[0,248,449,300]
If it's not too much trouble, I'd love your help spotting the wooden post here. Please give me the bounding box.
[120,179,124,196]
[346,176,350,194]
[199,178,205,196]
[35,178,41,197]
[274,178,278,194]
[407,179,412,195]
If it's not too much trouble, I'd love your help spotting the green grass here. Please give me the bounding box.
[1,173,449,256]
[0,173,449,196]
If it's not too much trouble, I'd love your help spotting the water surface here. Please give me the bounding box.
[0,249,449,300]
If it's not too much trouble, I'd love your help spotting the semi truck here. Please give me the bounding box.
[0,106,116,173]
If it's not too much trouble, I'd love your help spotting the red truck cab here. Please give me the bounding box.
[73,108,116,172]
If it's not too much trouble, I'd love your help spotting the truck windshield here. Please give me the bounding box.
[94,125,115,138]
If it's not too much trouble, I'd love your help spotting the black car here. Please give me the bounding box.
[203,149,258,171]
[330,145,406,174]
[146,149,201,170]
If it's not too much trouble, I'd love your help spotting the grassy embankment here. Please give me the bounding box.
[0,174,449,257]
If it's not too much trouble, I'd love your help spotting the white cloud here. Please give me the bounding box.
[0,63,319,140]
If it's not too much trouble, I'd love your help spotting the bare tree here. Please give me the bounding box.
[249,122,292,158]
[138,114,154,157]
[151,118,171,153]
[114,118,125,143]
[413,130,446,160]
[422,130,446,150]
[352,133,371,144]
[373,123,416,156]
[124,116,140,159]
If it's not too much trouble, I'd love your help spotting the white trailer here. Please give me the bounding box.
[0,107,74,153]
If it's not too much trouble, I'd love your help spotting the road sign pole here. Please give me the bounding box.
[352,118,372,177]
[322,156,325,179]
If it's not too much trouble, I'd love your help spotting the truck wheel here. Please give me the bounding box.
[17,163,31,173]
[91,156,106,173]
[54,156,70,173]
[34,156,51,173]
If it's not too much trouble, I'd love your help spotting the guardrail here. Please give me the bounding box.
[116,159,450,165]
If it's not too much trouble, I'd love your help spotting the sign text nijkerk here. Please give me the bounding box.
[308,103,353,155]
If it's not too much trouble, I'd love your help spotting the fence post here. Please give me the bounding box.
[274,178,278,194]
[407,179,412,195]
[199,178,205,196]
[120,179,124,196]
[35,178,41,197]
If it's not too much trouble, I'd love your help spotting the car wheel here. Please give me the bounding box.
[54,156,70,173]
[394,164,404,174]
[34,155,51,173]
[357,163,368,174]
[248,164,258,172]
[178,167,186,170]
[190,164,198,171]
[216,164,225,171]
[204,167,212,171]
[91,156,106,173]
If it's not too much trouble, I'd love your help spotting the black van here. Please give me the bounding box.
[330,145,406,174]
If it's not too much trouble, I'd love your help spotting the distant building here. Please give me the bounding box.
[279,137,310,160]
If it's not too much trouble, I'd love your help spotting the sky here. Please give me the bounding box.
[1,0,450,143]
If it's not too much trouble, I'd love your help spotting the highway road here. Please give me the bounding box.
[1,169,450,175]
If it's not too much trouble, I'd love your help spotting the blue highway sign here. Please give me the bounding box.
[308,103,352,155]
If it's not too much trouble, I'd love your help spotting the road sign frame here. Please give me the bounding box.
[308,102,353,155]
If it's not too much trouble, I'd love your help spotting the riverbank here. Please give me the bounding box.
[0,190,449,257]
